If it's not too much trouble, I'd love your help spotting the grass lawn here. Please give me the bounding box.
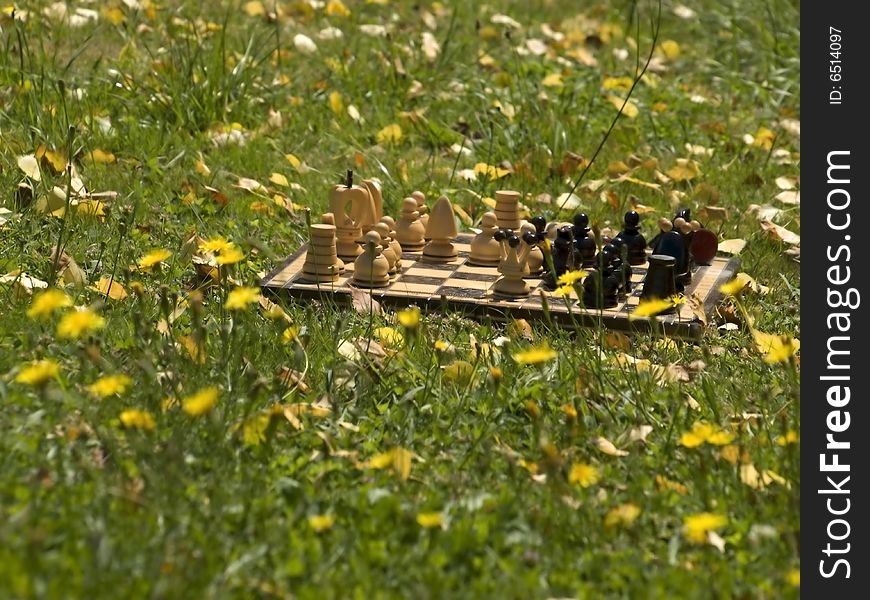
[0,1,800,598]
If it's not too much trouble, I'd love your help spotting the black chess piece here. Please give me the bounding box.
[572,213,597,268]
[640,254,678,309]
[583,243,620,308]
[545,226,574,288]
[614,210,647,265]
[530,215,547,241]
[610,238,633,296]
[655,230,688,288]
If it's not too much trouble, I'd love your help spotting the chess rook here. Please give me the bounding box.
[301,223,341,283]
[494,190,522,230]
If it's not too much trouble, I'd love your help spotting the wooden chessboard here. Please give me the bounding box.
[260,234,740,339]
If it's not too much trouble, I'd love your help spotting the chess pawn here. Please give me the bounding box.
[301,224,341,283]
[492,231,531,298]
[468,212,502,266]
[521,222,544,276]
[396,198,426,251]
[372,222,399,276]
[573,213,597,268]
[319,213,345,272]
[411,190,429,230]
[640,254,677,308]
[353,231,390,288]
[422,195,458,263]
[614,210,647,265]
[494,190,522,230]
[379,215,403,269]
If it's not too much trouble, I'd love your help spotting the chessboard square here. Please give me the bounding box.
[625,295,641,305]
[630,273,645,283]
[440,278,493,291]
[391,282,441,295]
[403,266,455,279]
[456,264,500,277]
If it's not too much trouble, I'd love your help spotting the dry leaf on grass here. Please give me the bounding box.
[759,219,800,245]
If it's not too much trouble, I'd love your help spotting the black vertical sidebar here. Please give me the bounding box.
[803,2,869,596]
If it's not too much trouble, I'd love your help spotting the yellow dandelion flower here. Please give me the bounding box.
[604,503,641,528]
[137,248,172,270]
[325,0,350,18]
[629,297,675,320]
[199,237,233,253]
[27,288,72,320]
[553,284,574,297]
[88,374,132,398]
[215,246,245,265]
[568,462,600,487]
[15,359,60,385]
[182,386,218,416]
[374,326,404,347]
[557,270,588,286]
[281,326,299,344]
[376,123,402,145]
[670,293,687,306]
[684,512,727,544]
[224,286,261,310]
[785,569,800,587]
[397,307,421,329]
[57,308,105,339]
[488,366,503,382]
[719,277,748,296]
[442,360,475,385]
[680,421,734,448]
[119,409,156,431]
[416,511,444,529]
[433,339,455,353]
[512,344,558,365]
[308,514,335,532]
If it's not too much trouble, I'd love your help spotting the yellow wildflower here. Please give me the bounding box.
[214,245,245,265]
[281,326,299,344]
[604,503,641,528]
[553,284,574,297]
[680,421,735,448]
[182,386,219,416]
[15,359,60,385]
[27,288,72,319]
[376,123,402,145]
[670,293,686,306]
[684,512,727,544]
[137,249,172,270]
[57,308,105,339]
[557,270,587,286]
[88,374,132,398]
[119,409,156,431]
[719,277,748,296]
[512,344,558,365]
[416,511,445,529]
[374,326,404,347]
[308,514,335,532]
[225,286,261,310]
[199,237,233,253]
[568,462,599,487]
[397,307,421,329]
[629,297,675,320]
[786,569,800,587]
[433,340,455,353]
[325,0,350,17]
